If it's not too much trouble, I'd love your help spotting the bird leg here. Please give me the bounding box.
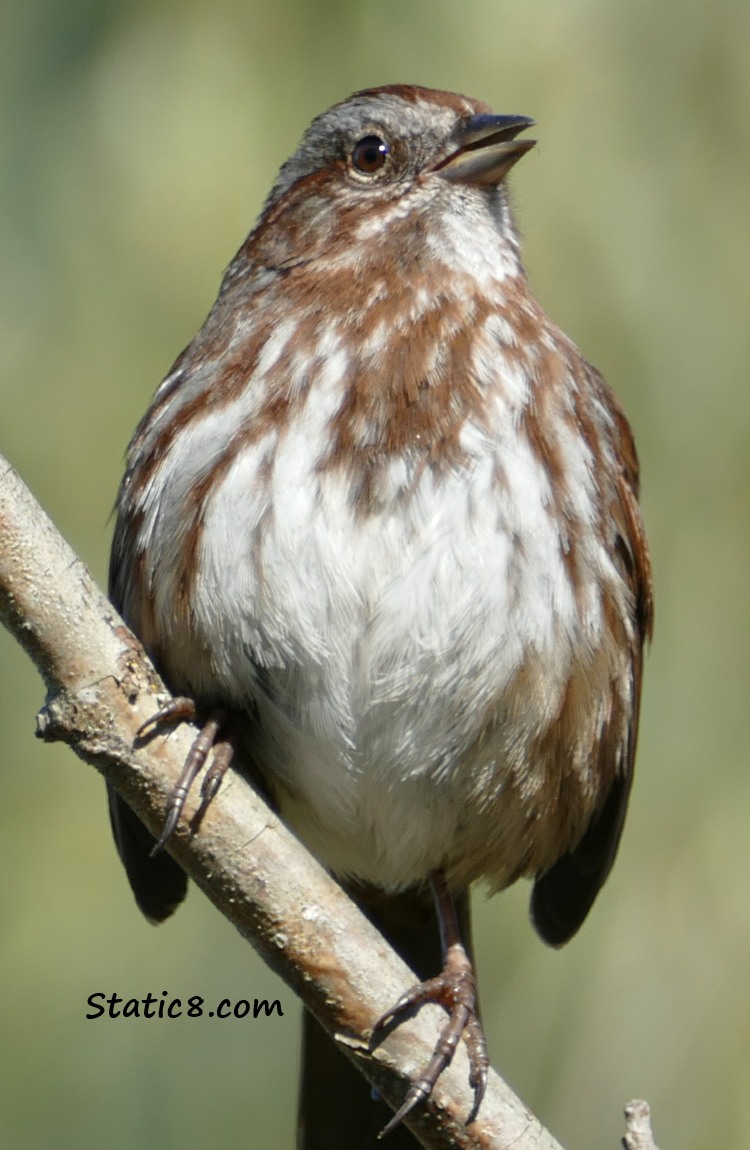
[136,699,233,852]
[370,870,488,1135]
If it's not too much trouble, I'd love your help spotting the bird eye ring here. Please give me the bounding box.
[350,135,390,175]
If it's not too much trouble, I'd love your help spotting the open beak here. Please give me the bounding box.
[434,113,536,187]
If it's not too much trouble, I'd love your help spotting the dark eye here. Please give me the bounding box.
[350,135,390,175]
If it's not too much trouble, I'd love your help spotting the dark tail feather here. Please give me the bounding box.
[531,771,630,947]
[107,785,188,924]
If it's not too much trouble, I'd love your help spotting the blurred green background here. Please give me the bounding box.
[2,1,749,1147]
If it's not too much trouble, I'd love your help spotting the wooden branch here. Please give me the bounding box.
[2,450,647,1150]
[622,1101,661,1150]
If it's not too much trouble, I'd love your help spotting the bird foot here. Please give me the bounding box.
[370,942,488,1136]
[136,698,233,852]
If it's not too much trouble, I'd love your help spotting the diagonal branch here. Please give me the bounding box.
[0,450,567,1150]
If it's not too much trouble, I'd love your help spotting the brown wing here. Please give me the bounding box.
[531,380,653,947]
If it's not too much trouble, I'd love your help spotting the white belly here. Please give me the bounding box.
[170,409,616,892]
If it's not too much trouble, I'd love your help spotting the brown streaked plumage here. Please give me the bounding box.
[108,85,652,1146]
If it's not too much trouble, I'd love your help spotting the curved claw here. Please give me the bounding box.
[463,1014,489,1123]
[136,696,198,741]
[200,740,233,807]
[151,774,195,854]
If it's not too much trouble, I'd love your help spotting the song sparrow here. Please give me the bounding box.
[108,85,653,1144]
